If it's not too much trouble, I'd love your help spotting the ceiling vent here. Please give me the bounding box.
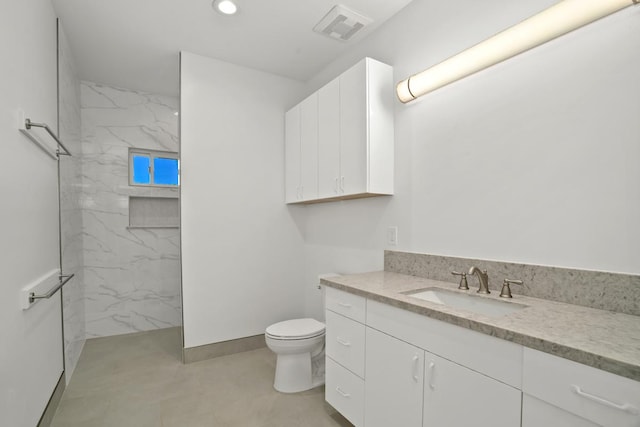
[313,5,372,42]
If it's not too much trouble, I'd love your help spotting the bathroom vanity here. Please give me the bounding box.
[322,272,640,427]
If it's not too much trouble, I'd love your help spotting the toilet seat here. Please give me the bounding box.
[266,318,325,340]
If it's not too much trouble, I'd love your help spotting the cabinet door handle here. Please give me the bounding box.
[337,302,352,308]
[336,386,351,398]
[336,337,351,347]
[340,176,345,192]
[334,177,338,193]
[412,355,420,382]
[570,385,640,415]
[427,362,436,390]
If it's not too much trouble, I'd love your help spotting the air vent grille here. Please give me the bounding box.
[313,5,372,42]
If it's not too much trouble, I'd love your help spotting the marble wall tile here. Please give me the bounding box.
[384,250,640,316]
[80,81,181,338]
[58,24,86,383]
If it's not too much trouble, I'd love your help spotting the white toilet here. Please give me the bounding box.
[265,318,326,393]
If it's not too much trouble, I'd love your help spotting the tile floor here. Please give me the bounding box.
[51,327,352,427]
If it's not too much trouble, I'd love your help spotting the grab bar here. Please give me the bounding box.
[29,274,74,303]
[24,119,72,157]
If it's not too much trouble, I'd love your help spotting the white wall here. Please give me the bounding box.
[299,0,640,316]
[180,52,306,347]
[0,1,64,426]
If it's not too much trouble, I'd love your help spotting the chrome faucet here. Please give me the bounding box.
[468,266,490,294]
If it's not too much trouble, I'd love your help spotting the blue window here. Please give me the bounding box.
[132,155,151,184]
[129,149,179,187]
[153,157,179,185]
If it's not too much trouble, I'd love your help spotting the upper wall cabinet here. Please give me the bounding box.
[285,57,394,204]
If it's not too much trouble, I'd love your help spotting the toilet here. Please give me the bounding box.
[265,318,326,393]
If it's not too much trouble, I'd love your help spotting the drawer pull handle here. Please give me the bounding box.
[412,355,420,382]
[337,302,352,308]
[336,386,351,398]
[427,362,436,390]
[336,337,351,347]
[571,385,640,415]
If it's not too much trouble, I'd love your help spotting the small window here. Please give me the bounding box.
[129,149,179,187]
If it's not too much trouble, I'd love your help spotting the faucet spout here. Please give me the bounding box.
[468,266,490,294]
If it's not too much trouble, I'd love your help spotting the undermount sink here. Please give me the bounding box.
[404,288,527,318]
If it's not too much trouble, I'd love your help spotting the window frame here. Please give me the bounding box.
[128,148,180,188]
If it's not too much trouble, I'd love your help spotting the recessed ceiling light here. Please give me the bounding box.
[212,0,238,15]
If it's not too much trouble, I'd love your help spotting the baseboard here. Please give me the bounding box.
[183,334,266,364]
[37,371,65,427]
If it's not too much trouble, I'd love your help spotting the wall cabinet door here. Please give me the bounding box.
[339,59,367,196]
[365,327,424,427]
[284,106,301,203]
[423,352,521,427]
[300,92,318,201]
[318,77,340,199]
[285,94,318,202]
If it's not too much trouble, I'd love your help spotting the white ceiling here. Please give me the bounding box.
[52,0,415,96]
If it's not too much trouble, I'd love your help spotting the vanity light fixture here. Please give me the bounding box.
[396,0,638,103]
[212,0,238,16]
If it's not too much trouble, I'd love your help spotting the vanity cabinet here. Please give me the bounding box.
[522,348,640,427]
[324,282,640,427]
[286,57,394,204]
[284,93,318,203]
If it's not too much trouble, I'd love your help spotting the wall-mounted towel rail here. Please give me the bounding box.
[29,274,74,303]
[23,119,72,157]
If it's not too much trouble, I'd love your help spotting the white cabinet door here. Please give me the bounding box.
[365,327,424,427]
[284,106,300,203]
[423,352,521,427]
[523,394,599,427]
[339,59,367,196]
[300,93,318,201]
[318,77,340,199]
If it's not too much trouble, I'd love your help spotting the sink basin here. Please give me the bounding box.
[404,288,527,318]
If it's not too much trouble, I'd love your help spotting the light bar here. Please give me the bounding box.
[397,0,637,103]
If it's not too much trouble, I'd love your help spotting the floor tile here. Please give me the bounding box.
[51,327,352,427]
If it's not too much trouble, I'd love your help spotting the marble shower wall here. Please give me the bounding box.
[80,81,181,338]
[58,22,85,382]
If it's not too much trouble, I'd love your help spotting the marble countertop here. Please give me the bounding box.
[321,271,640,382]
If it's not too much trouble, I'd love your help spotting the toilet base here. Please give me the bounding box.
[273,352,325,393]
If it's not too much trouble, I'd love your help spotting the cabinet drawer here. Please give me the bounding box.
[326,357,365,427]
[325,287,366,323]
[523,348,640,427]
[522,394,599,427]
[326,310,365,378]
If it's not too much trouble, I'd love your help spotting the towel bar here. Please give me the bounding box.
[24,119,72,157]
[29,274,75,303]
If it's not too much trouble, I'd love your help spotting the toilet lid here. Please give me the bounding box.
[266,318,325,339]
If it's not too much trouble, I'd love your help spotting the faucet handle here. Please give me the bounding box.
[500,279,523,298]
[451,271,469,290]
